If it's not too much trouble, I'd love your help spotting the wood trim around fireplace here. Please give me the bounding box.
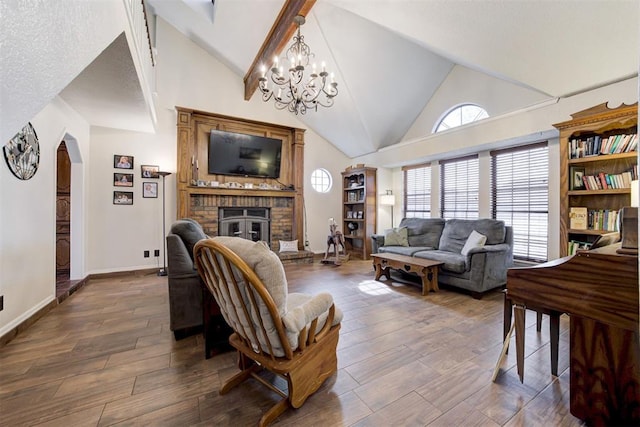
[175,107,306,248]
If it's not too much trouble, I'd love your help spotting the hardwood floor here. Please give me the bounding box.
[0,260,583,426]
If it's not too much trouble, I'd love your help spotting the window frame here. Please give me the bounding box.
[433,103,489,133]
[440,154,479,219]
[309,168,332,193]
[490,142,549,262]
[403,163,432,218]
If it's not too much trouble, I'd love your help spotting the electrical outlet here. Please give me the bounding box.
[0,295,4,312]
[144,250,150,258]
[154,249,160,257]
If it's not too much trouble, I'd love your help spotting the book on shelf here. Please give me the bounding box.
[576,167,637,191]
[569,209,619,232]
[569,207,588,230]
[587,209,619,231]
[569,132,638,159]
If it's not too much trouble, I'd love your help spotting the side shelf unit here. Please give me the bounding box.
[342,165,377,260]
[554,102,638,257]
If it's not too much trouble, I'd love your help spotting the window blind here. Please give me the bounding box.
[440,155,479,219]
[491,143,549,262]
[403,164,431,218]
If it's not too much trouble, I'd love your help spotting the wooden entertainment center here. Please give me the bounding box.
[175,107,306,251]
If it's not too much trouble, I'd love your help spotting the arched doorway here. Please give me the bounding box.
[56,142,71,294]
[55,134,85,300]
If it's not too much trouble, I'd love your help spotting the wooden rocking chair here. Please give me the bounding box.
[194,237,342,426]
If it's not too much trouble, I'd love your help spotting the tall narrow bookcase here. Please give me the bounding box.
[554,102,638,257]
[342,165,377,260]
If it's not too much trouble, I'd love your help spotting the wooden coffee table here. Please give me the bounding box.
[371,253,444,295]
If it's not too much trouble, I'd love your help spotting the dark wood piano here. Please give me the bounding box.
[506,243,639,426]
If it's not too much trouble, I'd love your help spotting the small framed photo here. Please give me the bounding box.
[141,165,159,178]
[346,211,353,219]
[143,182,158,198]
[570,166,586,190]
[114,155,134,169]
[357,211,363,219]
[113,191,133,205]
[114,173,133,187]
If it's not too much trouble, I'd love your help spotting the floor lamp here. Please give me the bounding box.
[158,171,172,276]
[380,190,395,228]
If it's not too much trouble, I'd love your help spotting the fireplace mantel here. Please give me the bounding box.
[186,186,296,198]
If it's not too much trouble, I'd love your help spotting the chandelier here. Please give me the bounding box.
[258,15,338,115]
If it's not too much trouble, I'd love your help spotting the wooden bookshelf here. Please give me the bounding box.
[342,165,377,260]
[554,102,638,256]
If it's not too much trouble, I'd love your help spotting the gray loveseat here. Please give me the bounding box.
[371,218,513,297]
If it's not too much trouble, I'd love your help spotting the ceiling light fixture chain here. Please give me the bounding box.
[258,15,338,115]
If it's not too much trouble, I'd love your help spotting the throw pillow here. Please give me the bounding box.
[461,230,487,256]
[384,227,409,247]
[279,240,299,252]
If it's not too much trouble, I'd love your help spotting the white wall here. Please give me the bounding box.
[404,64,551,140]
[0,97,91,335]
[87,124,175,273]
[303,134,353,252]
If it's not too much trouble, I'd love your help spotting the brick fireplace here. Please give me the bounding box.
[189,193,294,250]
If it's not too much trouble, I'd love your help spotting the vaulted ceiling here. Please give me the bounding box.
[144,0,638,158]
[62,0,639,158]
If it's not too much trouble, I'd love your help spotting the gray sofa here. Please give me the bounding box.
[372,218,513,297]
[166,219,232,357]
[166,218,207,336]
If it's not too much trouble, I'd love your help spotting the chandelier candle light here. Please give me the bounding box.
[259,15,338,115]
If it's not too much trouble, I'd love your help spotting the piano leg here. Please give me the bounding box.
[514,304,526,383]
[550,312,560,376]
[503,291,513,354]
[507,292,561,379]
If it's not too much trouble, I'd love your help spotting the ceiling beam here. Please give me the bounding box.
[243,0,316,101]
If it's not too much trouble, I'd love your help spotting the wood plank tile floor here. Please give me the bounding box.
[0,260,584,426]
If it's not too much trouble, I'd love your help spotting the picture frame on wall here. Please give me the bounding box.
[114,155,134,169]
[113,191,133,205]
[143,182,158,198]
[570,166,586,190]
[114,173,133,187]
[141,165,159,178]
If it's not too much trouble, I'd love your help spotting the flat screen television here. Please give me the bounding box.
[208,129,282,179]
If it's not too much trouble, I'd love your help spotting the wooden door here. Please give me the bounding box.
[56,142,71,278]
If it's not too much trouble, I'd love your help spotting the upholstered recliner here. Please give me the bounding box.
[166,219,232,356]
[194,236,342,426]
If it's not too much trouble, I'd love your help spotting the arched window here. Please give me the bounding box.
[434,104,489,133]
[310,168,332,193]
